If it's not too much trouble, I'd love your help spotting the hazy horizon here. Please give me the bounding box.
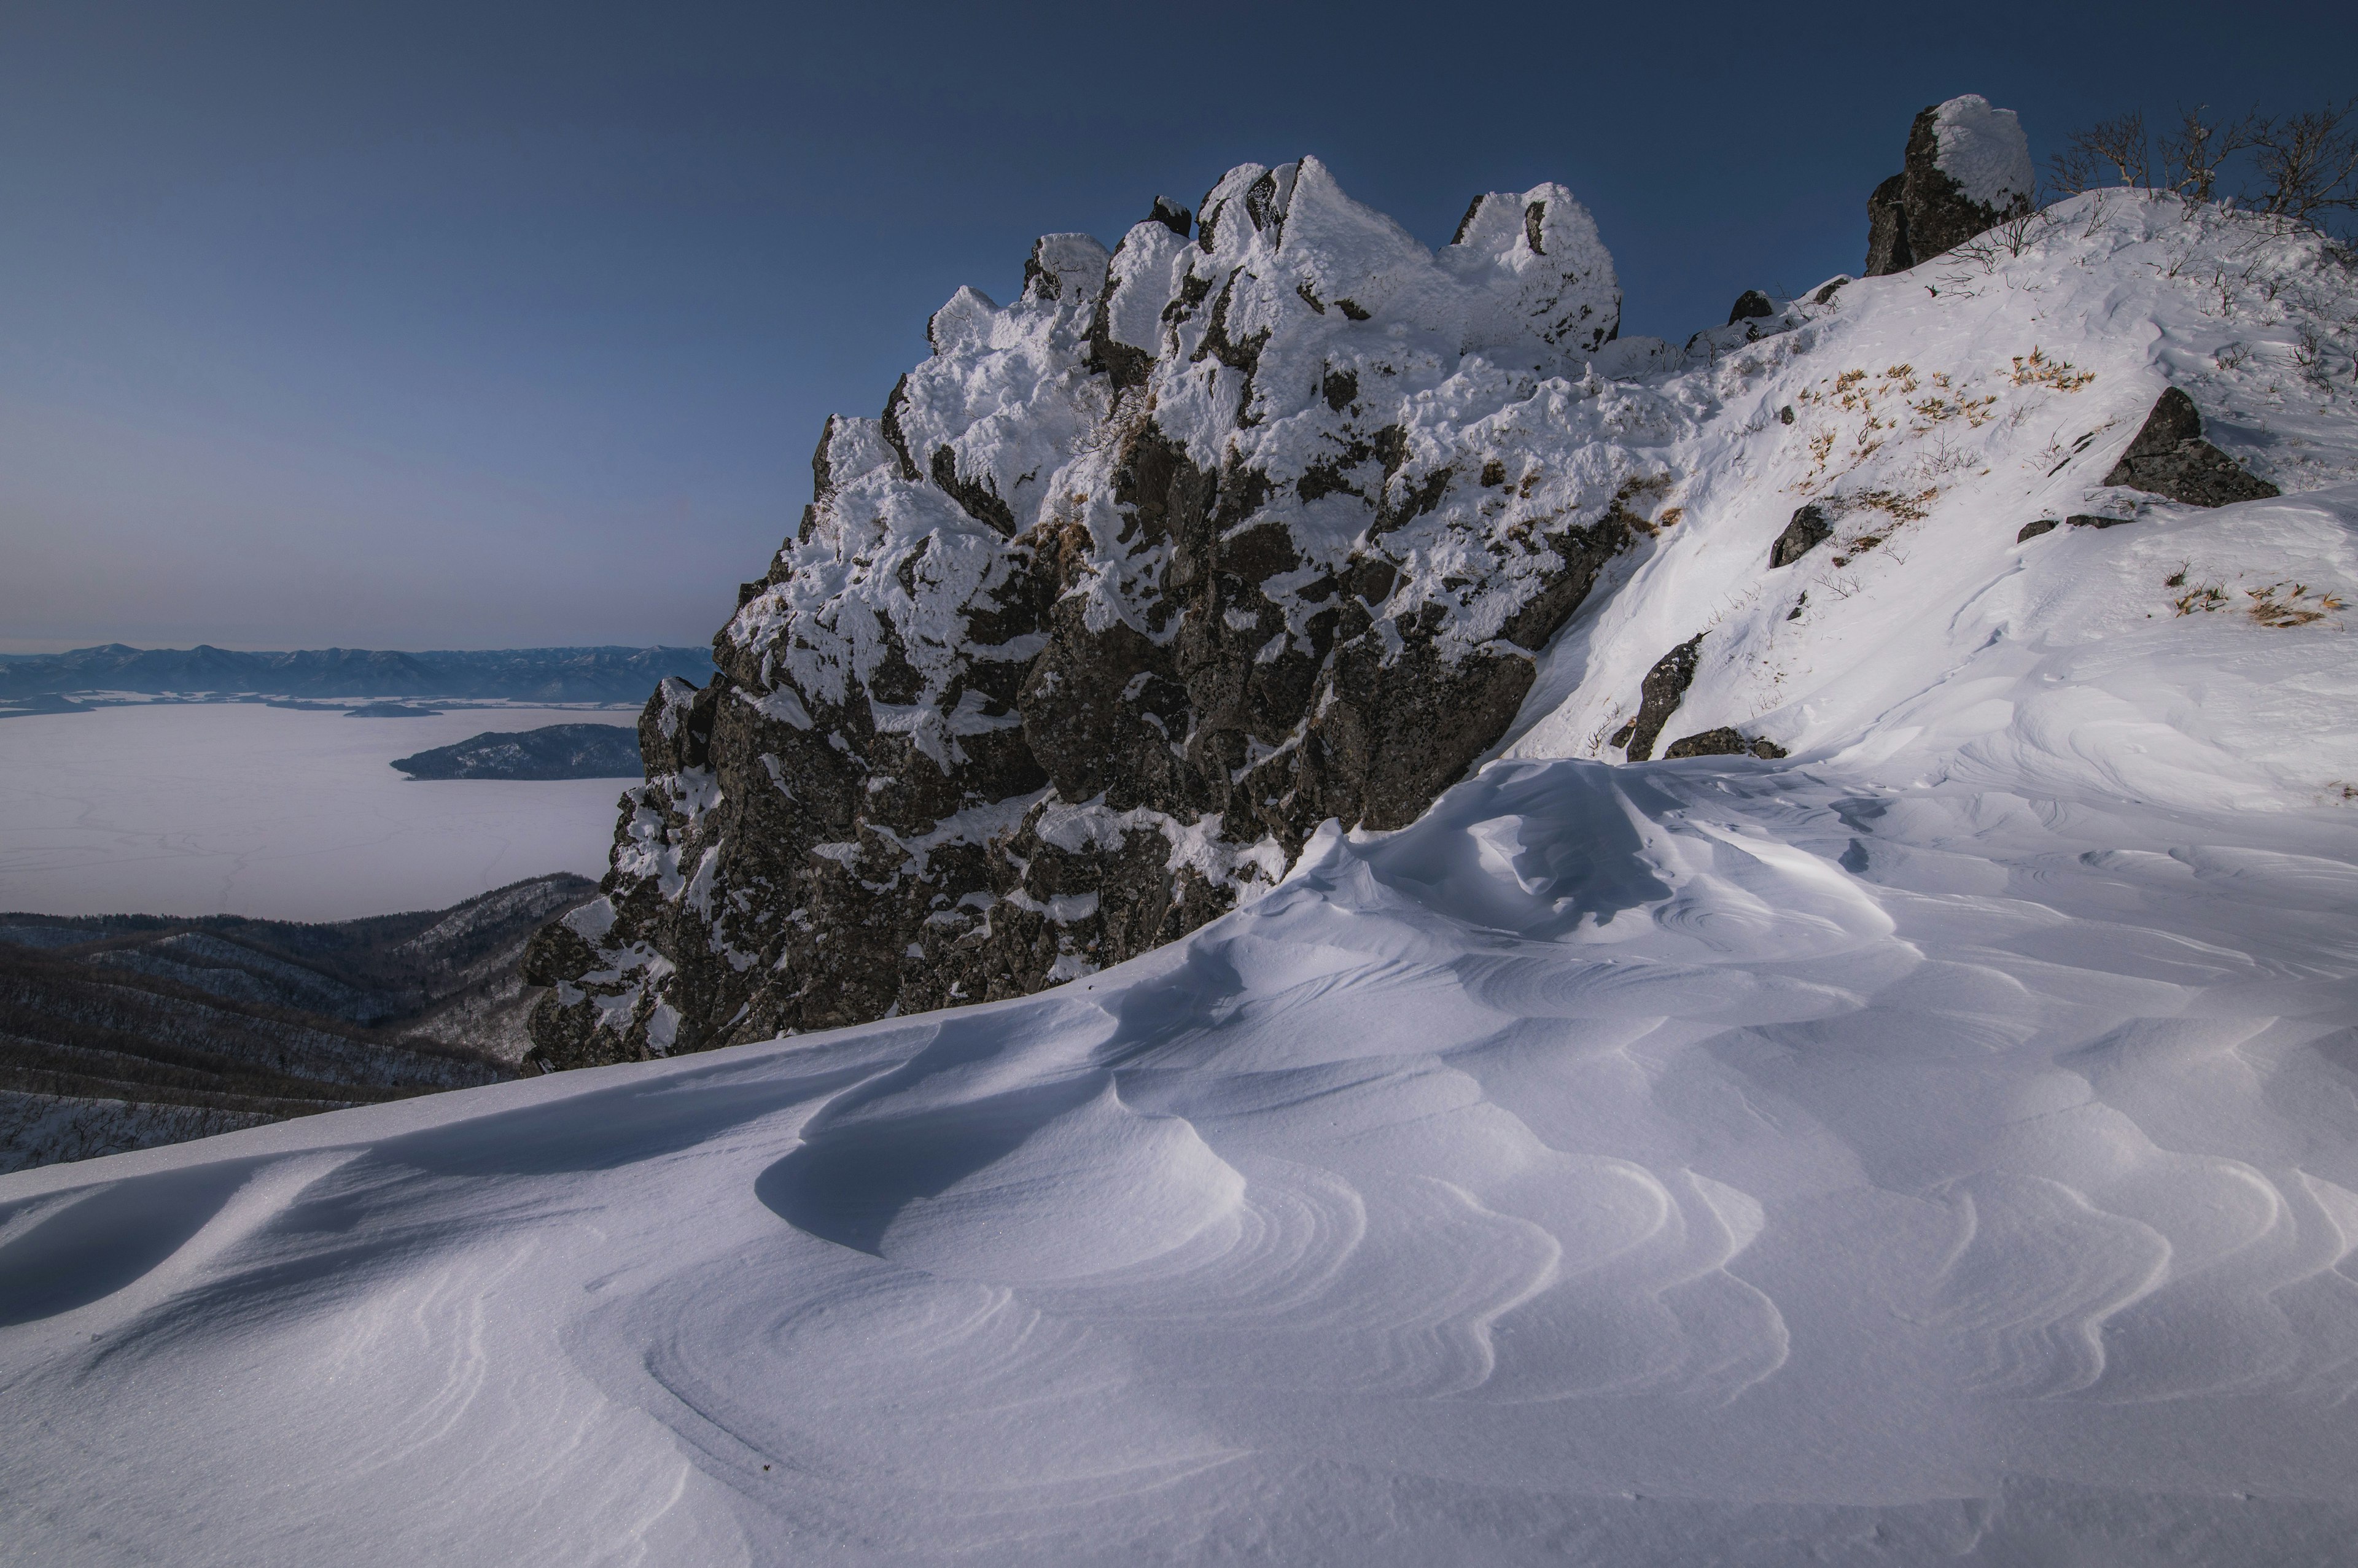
[0,638,714,656]
[6,0,2353,653]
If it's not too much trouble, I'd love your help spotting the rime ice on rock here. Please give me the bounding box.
[1866,93,2036,275]
[526,156,1653,1068]
[1929,95,2034,211]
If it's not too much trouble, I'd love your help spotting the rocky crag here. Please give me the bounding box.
[1864,94,2036,276]
[526,155,1689,1067]
[529,95,2267,1071]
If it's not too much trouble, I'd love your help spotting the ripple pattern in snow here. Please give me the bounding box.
[8,753,2358,1562]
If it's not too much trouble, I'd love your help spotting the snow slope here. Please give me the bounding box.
[1511,189,2358,800]
[5,192,2358,1564]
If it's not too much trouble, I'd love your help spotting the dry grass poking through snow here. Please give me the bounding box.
[2009,347,2098,391]
[2167,564,2345,626]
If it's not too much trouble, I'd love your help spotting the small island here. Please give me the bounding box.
[391,723,641,780]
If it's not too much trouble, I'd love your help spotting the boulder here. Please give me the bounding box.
[2103,388,2280,506]
[1769,503,1833,568]
[1663,727,1786,760]
[1864,95,2036,276]
[1617,635,1705,761]
[1728,289,1775,324]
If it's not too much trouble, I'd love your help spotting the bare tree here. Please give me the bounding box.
[2052,97,2358,243]
[2249,100,2358,221]
[2159,105,2254,201]
[2047,111,2151,196]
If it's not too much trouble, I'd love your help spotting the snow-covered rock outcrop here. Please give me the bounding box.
[1866,93,2036,275]
[531,104,2356,1071]
[529,156,1652,1065]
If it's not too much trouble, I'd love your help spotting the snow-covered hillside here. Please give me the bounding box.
[1510,189,2358,802]
[7,158,2358,1561]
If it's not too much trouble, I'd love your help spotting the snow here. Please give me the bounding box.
[7,192,2358,1562]
[9,752,2358,1560]
[1509,190,2358,795]
[1931,93,2036,211]
[0,704,626,920]
[726,154,1627,740]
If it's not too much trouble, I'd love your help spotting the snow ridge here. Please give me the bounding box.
[14,104,2358,1564]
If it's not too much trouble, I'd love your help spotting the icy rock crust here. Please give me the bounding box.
[1866,94,2036,276]
[528,157,1654,1066]
[1930,95,2035,211]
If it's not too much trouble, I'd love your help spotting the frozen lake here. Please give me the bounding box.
[0,704,632,920]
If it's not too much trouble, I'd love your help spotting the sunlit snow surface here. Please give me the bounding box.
[7,192,2358,1562]
[0,704,626,919]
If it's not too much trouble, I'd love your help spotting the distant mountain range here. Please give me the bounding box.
[0,644,716,704]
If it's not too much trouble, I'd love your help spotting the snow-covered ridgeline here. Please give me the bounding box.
[1512,189,2358,810]
[12,98,2358,1561]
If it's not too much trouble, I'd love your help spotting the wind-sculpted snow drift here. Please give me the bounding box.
[11,99,2358,1562]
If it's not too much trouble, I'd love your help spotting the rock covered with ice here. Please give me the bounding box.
[527,155,1652,1065]
[1866,93,2037,275]
[529,101,2358,1074]
[1931,93,2035,209]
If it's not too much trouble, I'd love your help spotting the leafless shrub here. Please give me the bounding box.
[2159,106,2255,201]
[1995,208,2050,256]
[2247,101,2358,223]
[2051,98,2358,240]
[2049,112,2151,196]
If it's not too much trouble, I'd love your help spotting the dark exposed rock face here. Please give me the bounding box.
[2103,388,2281,507]
[1864,96,2035,277]
[527,157,1650,1070]
[1769,503,1833,568]
[1727,290,1775,324]
[2021,513,2135,542]
[1612,635,1705,762]
[1663,727,1785,760]
[1865,175,1913,275]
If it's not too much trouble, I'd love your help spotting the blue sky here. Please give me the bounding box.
[2,0,2351,651]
